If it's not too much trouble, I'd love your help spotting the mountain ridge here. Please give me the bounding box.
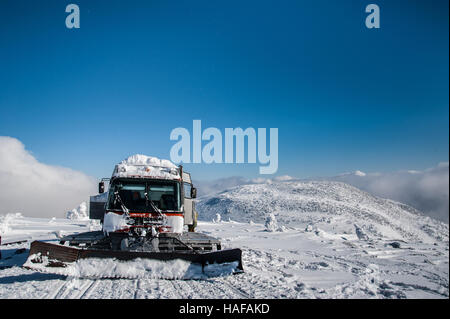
[196,180,449,244]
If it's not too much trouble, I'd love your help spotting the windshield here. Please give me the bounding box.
[107,180,181,212]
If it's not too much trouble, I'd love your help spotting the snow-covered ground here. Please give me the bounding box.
[0,181,448,299]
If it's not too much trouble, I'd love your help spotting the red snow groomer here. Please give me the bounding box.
[26,155,243,276]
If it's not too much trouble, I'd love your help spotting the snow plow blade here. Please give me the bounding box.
[25,241,243,274]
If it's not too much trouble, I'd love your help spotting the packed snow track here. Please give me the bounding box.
[0,214,448,299]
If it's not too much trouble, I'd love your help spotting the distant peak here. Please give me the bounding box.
[273,175,295,181]
[354,170,366,177]
[337,170,366,177]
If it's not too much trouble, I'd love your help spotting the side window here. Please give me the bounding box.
[183,182,192,199]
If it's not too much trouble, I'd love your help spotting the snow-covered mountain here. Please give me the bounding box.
[197,181,448,244]
[194,162,449,223]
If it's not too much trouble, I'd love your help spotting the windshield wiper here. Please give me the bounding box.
[114,191,130,216]
[145,191,166,222]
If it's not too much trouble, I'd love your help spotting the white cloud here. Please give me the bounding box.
[330,162,449,223]
[0,136,97,218]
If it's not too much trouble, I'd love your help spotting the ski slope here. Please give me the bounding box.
[0,181,448,299]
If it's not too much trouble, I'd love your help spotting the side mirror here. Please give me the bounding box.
[99,181,105,194]
[191,187,197,199]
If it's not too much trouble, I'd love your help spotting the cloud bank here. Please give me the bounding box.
[0,136,97,218]
[330,163,449,223]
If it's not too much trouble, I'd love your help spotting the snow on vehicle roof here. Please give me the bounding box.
[112,154,180,180]
[120,154,178,168]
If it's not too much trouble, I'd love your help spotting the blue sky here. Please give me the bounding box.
[0,0,448,180]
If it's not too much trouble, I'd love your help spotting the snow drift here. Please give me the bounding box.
[66,202,89,220]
